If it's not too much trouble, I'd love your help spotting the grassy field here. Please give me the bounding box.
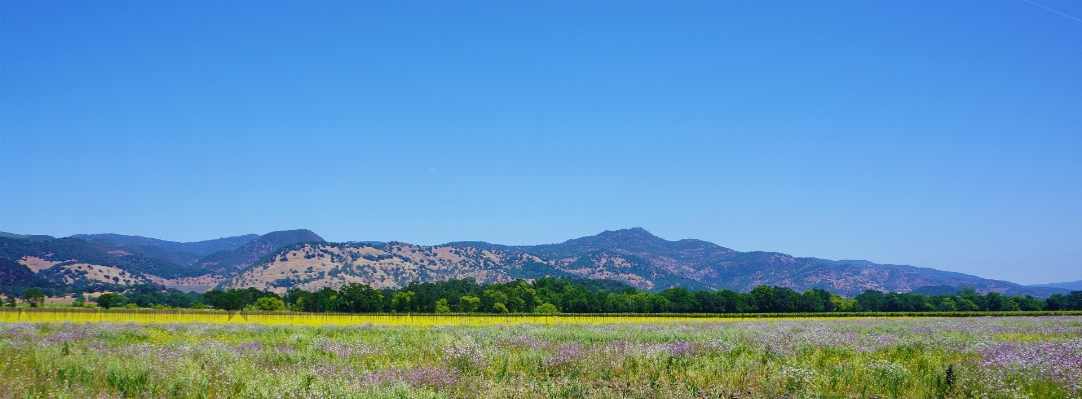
[4,308,1082,326]
[1,309,767,326]
[1,314,1080,398]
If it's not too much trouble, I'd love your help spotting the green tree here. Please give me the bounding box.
[660,288,695,312]
[534,303,559,314]
[1046,293,1069,310]
[798,290,826,312]
[252,297,286,311]
[510,281,541,311]
[95,293,122,309]
[734,293,758,313]
[1013,295,1043,311]
[337,283,383,313]
[459,295,481,313]
[955,297,980,311]
[855,290,886,312]
[492,302,509,313]
[204,289,245,311]
[771,287,799,312]
[392,291,415,313]
[958,288,985,310]
[3,295,16,307]
[937,297,958,311]
[434,298,451,313]
[985,292,1020,311]
[751,285,775,312]
[21,288,45,308]
[1064,291,1082,310]
[629,292,651,313]
[646,295,671,313]
[829,294,855,312]
[483,289,508,312]
[716,290,739,313]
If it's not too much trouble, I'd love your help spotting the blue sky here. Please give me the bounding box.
[2,0,1080,284]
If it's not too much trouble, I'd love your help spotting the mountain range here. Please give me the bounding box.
[1028,280,1082,291]
[0,228,1072,297]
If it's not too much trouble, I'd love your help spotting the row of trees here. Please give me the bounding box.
[9,278,1078,314]
[195,277,1082,314]
[2,285,204,309]
[2,288,45,307]
[91,285,204,309]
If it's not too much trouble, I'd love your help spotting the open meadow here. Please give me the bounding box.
[1,313,1080,399]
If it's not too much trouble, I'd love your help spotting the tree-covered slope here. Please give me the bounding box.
[193,230,324,274]
[0,236,205,280]
[72,233,258,259]
[0,257,47,290]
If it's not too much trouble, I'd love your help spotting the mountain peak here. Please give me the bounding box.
[256,229,324,244]
[191,229,325,274]
[530,228,671,257]
[592,227,662,242]
[70,233,260,257]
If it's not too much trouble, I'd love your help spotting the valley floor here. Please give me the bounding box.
[1,316,1080,398]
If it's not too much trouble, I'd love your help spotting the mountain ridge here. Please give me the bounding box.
[219,228,1067,297]
[72,233,259,258]
[1029,280,1082,291]
[0,228,1071,297]
[192,229,324,274]
[0,230,322,294]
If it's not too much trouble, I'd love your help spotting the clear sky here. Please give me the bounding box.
[2,1,1080,285]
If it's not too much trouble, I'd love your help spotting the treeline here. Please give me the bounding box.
[17,277,1079,313]
[93,284,204,309]
[193,277,1082,313]
[3,284,204,309]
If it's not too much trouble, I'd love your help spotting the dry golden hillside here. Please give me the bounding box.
[52,263,147,285]
[218,242,663,293]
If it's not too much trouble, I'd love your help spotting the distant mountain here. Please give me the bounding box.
[0,230,322,294]
[0,234,204,294]
[192,230,324,274]
[3,227,1069,297]
[805,258,1068,297]
[0,232,56,241]
[220,228,1068,297]
[71,233,258,259]
[1029,280,1082,291]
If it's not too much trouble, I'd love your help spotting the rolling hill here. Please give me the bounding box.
[220,228,1068,297]
[191,230,324,274]
[1029,280,1082,291]
[0,230,323,294]
[71,233,259,258]
[0,228,1071,297]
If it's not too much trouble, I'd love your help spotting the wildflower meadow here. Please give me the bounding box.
[1,315,1080,398]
